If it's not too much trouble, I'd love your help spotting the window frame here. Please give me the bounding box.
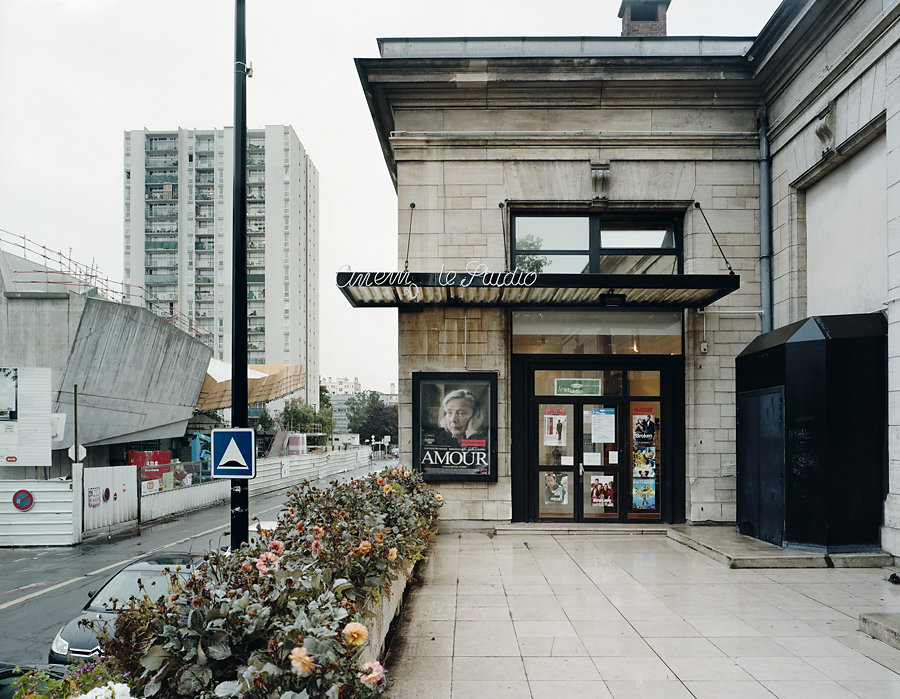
[511,211,683,275]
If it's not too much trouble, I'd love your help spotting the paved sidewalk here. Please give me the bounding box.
[386,533,900,698]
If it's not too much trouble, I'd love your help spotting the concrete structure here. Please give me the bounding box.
[0,248,212,477]
[123,126,319,407]
[341,0,900,550]
[321,376,362,396]
[331,393,354,433]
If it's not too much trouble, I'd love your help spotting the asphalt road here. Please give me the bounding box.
[0,458,388,666]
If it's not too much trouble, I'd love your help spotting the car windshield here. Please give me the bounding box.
[87,568,169,611]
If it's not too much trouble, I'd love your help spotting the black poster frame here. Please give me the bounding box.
[412,371,499,483]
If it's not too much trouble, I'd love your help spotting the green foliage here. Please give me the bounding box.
[277,398,318,432]
[356,404,397,446]
[258,406,274,430]
[345,393,381,434]
[319,386,332,412]
[515,233,550,274]
[20,469,443,698]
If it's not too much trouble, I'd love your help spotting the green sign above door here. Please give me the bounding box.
[554,378,601,395]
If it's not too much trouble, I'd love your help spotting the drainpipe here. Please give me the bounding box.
[758,105,773,333]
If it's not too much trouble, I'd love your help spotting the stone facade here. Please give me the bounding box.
[357,1,900,537]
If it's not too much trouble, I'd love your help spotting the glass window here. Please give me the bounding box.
[538,470,574,518]
[628,371,660,396]
[514,217,589,251]
[534,370,622,397]
[601,227,675,249]
[512,214,680,275]
[629,400,660,518]
[538,404,574,467]
[513,311,682,355]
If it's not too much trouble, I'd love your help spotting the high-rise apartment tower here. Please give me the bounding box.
[123,126,319,407]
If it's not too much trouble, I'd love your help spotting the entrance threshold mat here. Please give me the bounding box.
[494,523,669,536]
[668,525,894,568]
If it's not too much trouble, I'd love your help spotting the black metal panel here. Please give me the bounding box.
[736,312,886,552]
[737,388,784,545]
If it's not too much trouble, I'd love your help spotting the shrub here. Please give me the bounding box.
[16,468,441,699]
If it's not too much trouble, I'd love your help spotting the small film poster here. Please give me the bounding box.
[632,478,656,510]
[0,368,17,421]
[543,409,568,447]
[415,372,497,482]
[632,446,656,478]
[590,474,616,511]
[543,472,569,505]
[632,408,657,446]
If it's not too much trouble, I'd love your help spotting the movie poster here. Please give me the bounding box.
[0,368,17,421]
[414,372,497,482]
[543,472,569,505]
[590,474,616,509]
[632,446,656,478]
[543,409,567,447]
[632,409,657,446]
[632,478,656,510]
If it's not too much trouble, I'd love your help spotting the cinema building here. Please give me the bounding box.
[339,0,900,551]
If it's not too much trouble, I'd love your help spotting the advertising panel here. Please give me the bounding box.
[413,372,498,482]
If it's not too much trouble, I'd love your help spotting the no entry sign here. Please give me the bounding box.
[12,489,34,511]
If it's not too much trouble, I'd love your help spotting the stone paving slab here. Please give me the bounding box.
[385,532,900,698]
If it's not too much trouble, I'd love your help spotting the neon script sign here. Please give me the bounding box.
[337,262,538,300]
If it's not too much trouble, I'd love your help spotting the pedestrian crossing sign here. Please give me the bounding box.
[211,428,256,479]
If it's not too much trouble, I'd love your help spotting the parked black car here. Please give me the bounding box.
[49,553,201,664]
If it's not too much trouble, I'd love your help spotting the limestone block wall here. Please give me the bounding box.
[764,3,900,551]
[392,103,761,523]
[398,307,511,520]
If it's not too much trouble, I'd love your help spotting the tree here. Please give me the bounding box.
[357,403,398,446]
[346,392,397,444]
[346,391,382,433]
[515,233,551,274]
[319,384,332,412]
[258,405,274,430]
[277,398,318,431]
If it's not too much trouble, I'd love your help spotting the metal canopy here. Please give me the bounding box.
[336,271,739,309]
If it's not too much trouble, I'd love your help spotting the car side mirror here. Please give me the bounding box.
[88,589,97,598]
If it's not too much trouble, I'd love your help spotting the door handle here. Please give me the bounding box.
[579,462,584,477]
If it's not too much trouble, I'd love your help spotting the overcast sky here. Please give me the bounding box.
[0,0,782,394]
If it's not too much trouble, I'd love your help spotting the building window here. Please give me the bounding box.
[511,213,681,275]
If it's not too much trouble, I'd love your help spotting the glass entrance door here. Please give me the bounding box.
[532,368,664,522]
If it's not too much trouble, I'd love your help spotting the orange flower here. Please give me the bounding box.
[313,526,325,539]
[383,484,393,494]
[388,547,398,562]
[357,539,373,555]
[391,469,398,475]
[374,532,385,543]
[403,471,411,477]
[342,622,369,646]
[295,522,305,533]
[256,552,279,574]
[289,646,315,677]
[268,540,285,556]
[435,493,443,501]
[376,476,386,486]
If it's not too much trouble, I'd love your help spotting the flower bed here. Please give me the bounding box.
[16,468,441,699]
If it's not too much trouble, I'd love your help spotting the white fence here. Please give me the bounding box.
[0,465,82,547]
[139,478,230,522]
[0,448,373,547]
[82,465,139,535]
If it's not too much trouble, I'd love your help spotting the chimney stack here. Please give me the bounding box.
[618,0,670,37]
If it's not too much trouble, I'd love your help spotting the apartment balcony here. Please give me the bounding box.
[247,157,265,168]
[145,173,177,184]
[145,138,177,152]
[144,260,177,270]
[145,239,177,250]
[145,190,177,202]
[195,140,215,153]
[146,273,179,284]
[195,157,214,169]
[248,206,265,218]
[247,273,265,283]
[145,205,178,219]
[247,240,265,251]
[248,326,265,334]
[194,241,215,251]
[195,206,214,219]
[247,187,265,201]
[195,275,214,285]
[247,288,265,300]
[196,190,215,201]
[145,156,178,169]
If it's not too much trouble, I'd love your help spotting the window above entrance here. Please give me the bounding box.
[513,214,680,276]
[512,310,683,355]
